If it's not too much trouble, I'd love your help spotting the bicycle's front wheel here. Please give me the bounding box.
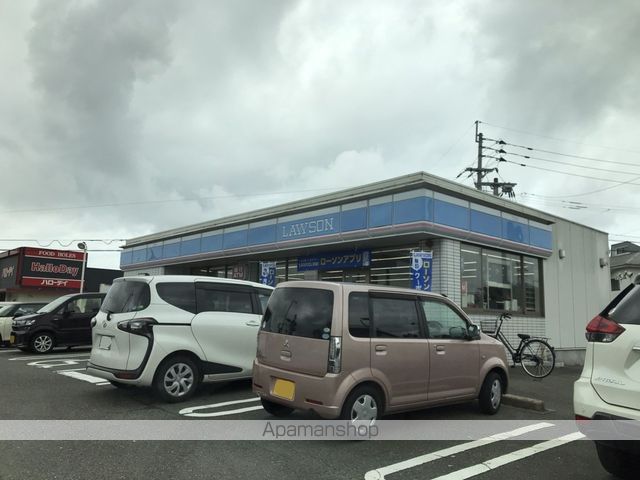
[520,339,555,378]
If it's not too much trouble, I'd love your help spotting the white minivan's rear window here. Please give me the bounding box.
[101,280,150,313]
[261,287,333,340]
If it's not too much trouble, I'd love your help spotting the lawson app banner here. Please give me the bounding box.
[411,251,433,291]
[297,249,371,271]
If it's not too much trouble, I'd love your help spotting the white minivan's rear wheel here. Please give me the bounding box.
[153,355,201,403]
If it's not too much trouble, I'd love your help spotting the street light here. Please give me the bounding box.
[77,242,87,293]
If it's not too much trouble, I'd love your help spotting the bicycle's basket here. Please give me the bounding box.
[480,319,498,335]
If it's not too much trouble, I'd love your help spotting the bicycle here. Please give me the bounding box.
[486,313,556,378]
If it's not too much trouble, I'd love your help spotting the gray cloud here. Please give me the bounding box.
[0,0,639,268]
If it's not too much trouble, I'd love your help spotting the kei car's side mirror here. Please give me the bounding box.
[468,324,481,340]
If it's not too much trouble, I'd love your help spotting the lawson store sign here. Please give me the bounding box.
[121,190,554,267]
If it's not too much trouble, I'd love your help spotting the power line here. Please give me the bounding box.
[501,158,640,185]
[499,141,640,168]
[479,121,640,155]
[488,148,640,176]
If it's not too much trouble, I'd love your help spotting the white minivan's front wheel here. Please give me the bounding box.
[153,355,201,403]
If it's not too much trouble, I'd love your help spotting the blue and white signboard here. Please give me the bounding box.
[297,249,371,272]
[259,261,277,287]
[411,251,433,291]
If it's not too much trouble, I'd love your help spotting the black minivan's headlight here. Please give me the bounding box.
[12,318,37,328]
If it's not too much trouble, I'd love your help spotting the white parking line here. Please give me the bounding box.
[96,382,111,386]
[57,370,108,384]
[0,349,20,354]
[363,422,555,480]
[430,432,586,480]
[9,353,90,361]
[179,397,263,417]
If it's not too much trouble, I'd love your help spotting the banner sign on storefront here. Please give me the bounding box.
[411,251,433,291]
[259,262,277,287]
[20,248,86,290]
[297,249,371,272]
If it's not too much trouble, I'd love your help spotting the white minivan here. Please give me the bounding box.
[87,275,273,402]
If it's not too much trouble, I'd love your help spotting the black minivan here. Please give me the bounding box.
[11,293,105,353]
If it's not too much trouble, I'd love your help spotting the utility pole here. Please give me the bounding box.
[475,126,484,190]
[456,120,517,197]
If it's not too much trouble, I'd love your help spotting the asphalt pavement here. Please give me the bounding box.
[0,348,609,480]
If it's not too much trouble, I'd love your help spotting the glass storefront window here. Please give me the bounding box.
[482,250,523,312]
[460,246,482,309]
[523,256,542,313]
[369,247,412,288]
[461,244,543,315]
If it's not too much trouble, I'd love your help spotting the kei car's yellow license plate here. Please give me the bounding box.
[9,334,16,345]
[272,378,295,400]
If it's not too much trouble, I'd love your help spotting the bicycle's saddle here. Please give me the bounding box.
[517,333,531,340]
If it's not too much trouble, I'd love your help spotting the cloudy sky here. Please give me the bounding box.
[1,0,639,269]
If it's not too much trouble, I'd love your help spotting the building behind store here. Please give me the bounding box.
[119,172,611,366]
[0,247,123,302]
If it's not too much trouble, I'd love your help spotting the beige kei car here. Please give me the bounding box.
[253,281,509,420]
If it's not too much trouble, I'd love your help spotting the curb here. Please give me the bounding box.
[503,394,546,412]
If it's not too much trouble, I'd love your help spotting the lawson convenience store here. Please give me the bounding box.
[120,171,611,365]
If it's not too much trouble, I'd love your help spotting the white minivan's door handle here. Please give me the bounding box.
[245,321,261,327]
[632,345,640,352]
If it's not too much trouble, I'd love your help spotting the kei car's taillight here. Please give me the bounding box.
[585,315,625,343]
[117,317,157,338]
[327,336,342,374]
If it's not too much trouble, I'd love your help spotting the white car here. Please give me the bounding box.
[86,275,273,402]
[0,301,46,346]
[574,277,640,479]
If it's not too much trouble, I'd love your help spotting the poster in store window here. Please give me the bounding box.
[411,251,433,291]
[259,261,277,287]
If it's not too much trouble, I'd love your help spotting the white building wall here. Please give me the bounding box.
[544,220,610,352]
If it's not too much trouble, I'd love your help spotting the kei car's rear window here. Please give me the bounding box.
[261,287,333,340]
[608,284,640,326]
[101,280,150,314]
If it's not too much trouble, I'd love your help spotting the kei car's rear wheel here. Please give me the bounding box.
[153,355,201,403]
[340,386,383,421]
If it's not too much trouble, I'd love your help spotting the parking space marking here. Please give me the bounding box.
[430,432,585,480]
[363,422,555,480]
[9,353,90,361]
[179,397,262,417]
[0,349,20,354]
[27,359,88,369]
[57,370,109,384]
